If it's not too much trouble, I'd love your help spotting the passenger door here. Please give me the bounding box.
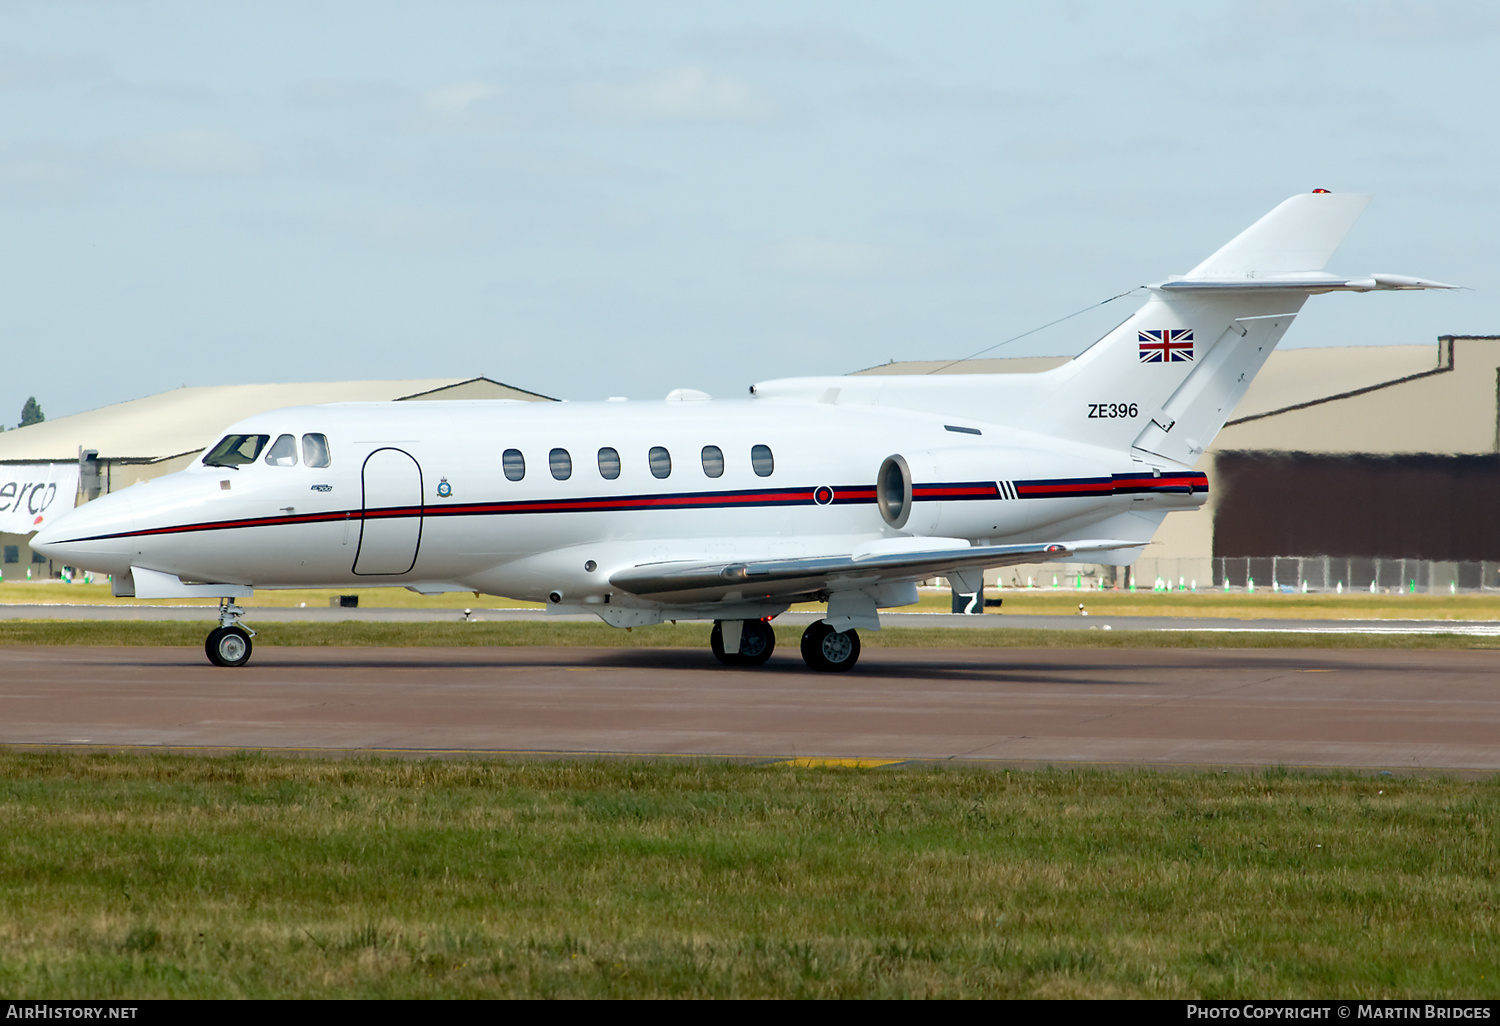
[353,448,423,575]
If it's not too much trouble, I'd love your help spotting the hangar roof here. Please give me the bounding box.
[1216,336,1499,455]
[0,376,554,464]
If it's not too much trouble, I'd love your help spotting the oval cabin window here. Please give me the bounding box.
[503,449,526,482]
[649,446,672,479]
[597,447,621,480]
[751,444,774,478]
[549,448,572,481]
[701,445,724,478]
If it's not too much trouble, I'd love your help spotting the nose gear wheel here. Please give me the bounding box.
[205,597,256,667]
[206,625,253,667]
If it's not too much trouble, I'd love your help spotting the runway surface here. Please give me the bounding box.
[3,644,1497,772]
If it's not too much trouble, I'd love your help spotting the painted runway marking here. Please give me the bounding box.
[1163,624,1500,636]
[780,757,907,769]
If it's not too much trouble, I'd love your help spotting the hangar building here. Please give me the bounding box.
[0,376,553,574]
[856,335,1500,592]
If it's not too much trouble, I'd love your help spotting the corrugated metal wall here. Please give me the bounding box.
[1214,451,1500,562]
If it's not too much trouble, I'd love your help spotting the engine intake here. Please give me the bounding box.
[876,455,912,529]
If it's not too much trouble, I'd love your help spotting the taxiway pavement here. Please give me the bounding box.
[2,644,1496,772]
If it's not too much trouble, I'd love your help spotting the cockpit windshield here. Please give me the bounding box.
[203,434,270,467]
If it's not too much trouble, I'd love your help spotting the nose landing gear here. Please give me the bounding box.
[206,598,256,667]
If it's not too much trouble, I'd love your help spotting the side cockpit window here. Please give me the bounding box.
[302,433,331,468]
[203,434,269,467]
[264,434,298,467]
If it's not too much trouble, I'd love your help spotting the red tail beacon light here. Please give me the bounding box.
[1312,188,1331,193]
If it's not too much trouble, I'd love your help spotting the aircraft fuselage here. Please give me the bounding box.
[36,191,1438,670]
[40,396,1204,607]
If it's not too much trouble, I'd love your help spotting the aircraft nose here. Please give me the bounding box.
[29,519,65,559]
[29,510,84,560]
[30,490,138,574]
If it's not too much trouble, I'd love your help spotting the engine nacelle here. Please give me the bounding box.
[877,444,1205,541]
[878,446,1062,538]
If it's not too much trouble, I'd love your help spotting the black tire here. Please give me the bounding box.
[206,625,253,667]
[710,619,776,667]
[710,621,740,665]
[737,619,775,667]
[800,620,861,672]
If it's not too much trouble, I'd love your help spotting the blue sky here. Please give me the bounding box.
[2,1,1496,420]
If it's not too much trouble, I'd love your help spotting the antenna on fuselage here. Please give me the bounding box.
[924,286,1144,374]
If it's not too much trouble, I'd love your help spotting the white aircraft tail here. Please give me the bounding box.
[1027,191,1374,465]
[753,192,1454,465]
[1183,191,1372,279]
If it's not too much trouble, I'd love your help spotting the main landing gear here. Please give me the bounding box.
[799,620,861,672]
[205,598,255,667]
[709,618,862,672]
[711,618,776,667]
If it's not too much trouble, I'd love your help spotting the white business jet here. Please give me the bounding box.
[32,192,1454,670]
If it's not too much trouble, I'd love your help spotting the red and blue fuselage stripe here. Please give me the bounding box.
[1110,471,1207,494]
[912,482,1002,500]
[1015,472,1206,499]
[60,484,878,542]
[55,473,1205,543]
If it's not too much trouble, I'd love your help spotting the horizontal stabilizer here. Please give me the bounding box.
[1160,273,1459,293]
[610,539,1140,603]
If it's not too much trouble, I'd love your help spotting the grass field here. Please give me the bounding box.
[3,619,1500,650]
[3,591,1494,997]
[0,753,1493,999]
[7,581,1500,620]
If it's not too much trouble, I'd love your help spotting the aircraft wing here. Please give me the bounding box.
[608,539,1138,604]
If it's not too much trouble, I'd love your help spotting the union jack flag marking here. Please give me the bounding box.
[1138,328,1194,363]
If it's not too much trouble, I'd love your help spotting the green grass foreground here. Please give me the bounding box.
[2,619,1499,650]
[0,753,1494,998]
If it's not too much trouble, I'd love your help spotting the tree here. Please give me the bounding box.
[19,397,43,428]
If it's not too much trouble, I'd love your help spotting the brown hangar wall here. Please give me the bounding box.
[1213,452,1500,563]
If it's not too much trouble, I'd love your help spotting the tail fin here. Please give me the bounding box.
[1026,191,1452,465]
[751,193,1455,457]
[1185,191,1370,278]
